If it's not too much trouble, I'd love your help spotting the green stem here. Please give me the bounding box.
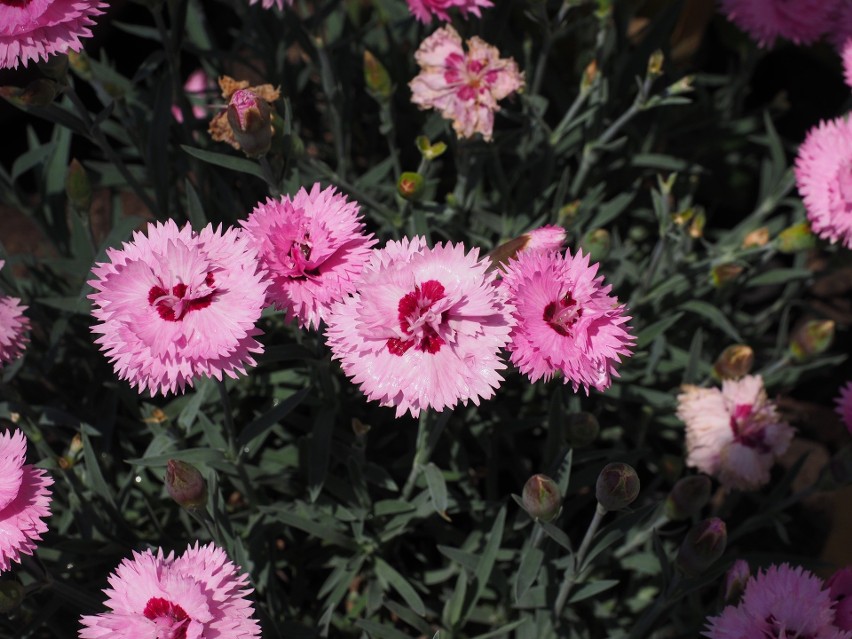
[554,502,606,616]
[259,155,281,196]
[401,410,449,500]
[217,380,258,510]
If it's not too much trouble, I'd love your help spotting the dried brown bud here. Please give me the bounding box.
[789,319,835,361]
[712,345,754,380]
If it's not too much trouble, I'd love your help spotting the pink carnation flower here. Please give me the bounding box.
[171,70,212,123]
[704,564,852,639]
[795,116,852,249]
[406,0,493,24]
[836,382,852,434]
[325,237,514,418]
[500,249,634,392]
[0,0,107,70]
[717,0,839,47]
[828,567,852,632]
[248,0,292,8]
[410,26,524,142]
[677,375,794,491]
[0,260,30,367]
[88,220,268,396]
[843,40,852,89]
[0,429,53,572]
[240,184,377,330]
[79,542,261,639]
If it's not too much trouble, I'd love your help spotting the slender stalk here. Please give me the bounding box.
[218,380,258,510]
[259,155,281,197]
[401,410,448,500]
[554,502,606,616]
[627,574,682,639]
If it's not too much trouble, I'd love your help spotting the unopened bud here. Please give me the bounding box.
[363,50,392,100]
[39,54,69,82]
[711,263,743,288]
[712,345,754,380]
[557,200,581,226]
[647,50,664,78]
[522,474,562,521]
[0,582,24,613]
[416,136,447,161]
[397,172,424,200]
[0,79,58,107]
[742,227,770,248]
[777,222,815,253]
[789,319,834,361]
[581,229,610,261]
[165,460,207,512]
[565,412,599,448]
[664,475,711,521]
[65,159,92,212]
[581,60,598,94]
[67,50,92,80]
[675,517,727,577]
[226,89,273,158]
[596,462,640,511]
[689,209,706,238]
[351,417,371,437]
[724,559,750,604]
[668,75,694,95]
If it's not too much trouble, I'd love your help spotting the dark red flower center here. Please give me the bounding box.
[143,597,191,639]
[0,0,29,6]
[148,272,216,322]
[544,292,583,337]
[729,403,770,451]
[387,280,447,356]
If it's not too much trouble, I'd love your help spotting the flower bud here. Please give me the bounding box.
[363,50,392,100]
[65,159,92,212]
[647,50,664,79]
[689,209,706,238]
[675,517,727,577]
[777,222,815,253]
[712,345,754,380]
[664,475,711,521]
[724,559,750,604]
[416,136,447,161]
[68,50,92,80]
[39,54,69,82]
[789,319,834,362]
[595,462,640,511]
[557,200,581,226]
[581,60,598,94]
[711,263,743,288]
[351,417,371,437]
[742,227,769,249]
[581,229,611,262]
[226,89,273,158]
[165,460,207,512]
[0,581,24,613]
[0,79,58,107]
[397,172,425,200]
[667,75,694,95]
[522,474,562,521]
[564,412,599,448]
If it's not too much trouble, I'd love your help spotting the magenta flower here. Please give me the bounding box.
[500,249,633,392]
[844,40,852,88]
[0,429,52,572]
[677,375,794,491]
[836,382,852,434]
[325,237,514,418]
[717,0,839,47]
[79,542,261,639]
[406,0,493,24]
[0,261,30,367]
[88,220,268,396]
[0,0,107,70]
[828,567,852,632]
[704,564,852,639]
[795,116,852,249]
[240,184,377,330]
[410,26,524,141]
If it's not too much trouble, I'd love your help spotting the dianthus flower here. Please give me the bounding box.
[836,382,852,434]
[249,0,292,8]
[500,249,633,392]
[704,564,852,639]
[240,184,376,329]
[79,542,261,639]
[88,220,268,396]
[717,0,839,47]
[0,0,107,70]
[843,40,852,89]
[410,26,524,141]
[171,70,212,123]
[795,116,852,249]
[325,237,514,418]
[406,0,493,24]
[829,567,852,632]
[0,429,52,572]
[677,375,794,491]
[0,260,30,367]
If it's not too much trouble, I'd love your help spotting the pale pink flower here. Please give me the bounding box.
[0,429,52,572]
[828,567,852,632]
[500,249,633,392]
[843,40,852,89]
[88,220,268,396]
[406,0,493,24]
[836,382,852,434]
[0,261,30,367]
[677,375,794,491]
[704,564,852,639]
[79,542,261,639]
[249,0,292,8]
[0,0,108,70]
[171,70,212,123]
[795,116,852,249]
[325,237,514,418]
[410,25,524,141]
[240,184,377,330]
[717,0,839,47]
